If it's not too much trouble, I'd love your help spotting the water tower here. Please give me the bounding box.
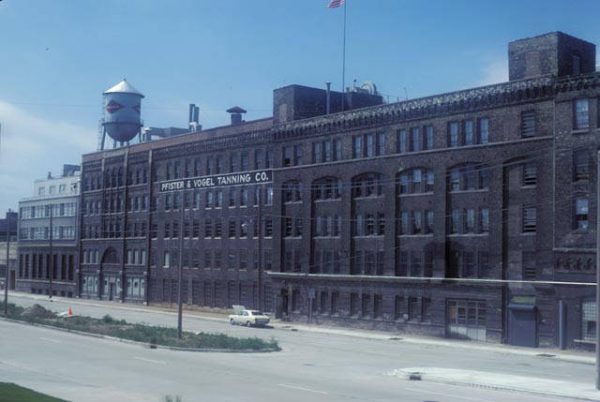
[100,79,144,150]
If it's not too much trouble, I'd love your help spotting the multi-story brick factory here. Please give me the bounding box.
[26,31,600,349]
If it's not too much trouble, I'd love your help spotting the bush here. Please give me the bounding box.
[1,301,279,352]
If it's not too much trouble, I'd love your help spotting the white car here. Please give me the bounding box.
[229,309,270,327]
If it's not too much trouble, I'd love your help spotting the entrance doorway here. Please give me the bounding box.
[508,304,537,347]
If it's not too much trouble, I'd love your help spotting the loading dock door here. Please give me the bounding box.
[508,304,537,347]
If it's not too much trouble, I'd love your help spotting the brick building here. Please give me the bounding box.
[77,32,599,349]
[17,165,80,297]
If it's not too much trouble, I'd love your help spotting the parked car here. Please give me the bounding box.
[229,307,270,327]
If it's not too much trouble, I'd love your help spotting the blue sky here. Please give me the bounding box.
[0,0,599,213]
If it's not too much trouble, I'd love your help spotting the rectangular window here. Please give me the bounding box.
[410,127,421,151]
[574,99,590,130]
[312,142,323,164]
[424,125,434,150]
[324,140,332,162]
[373,294,382,319]
[254,149,263,170]
[412,211,423,234]
[395,296,405,320]
[240,151,249,171]
[284,217,293,237]
[463,251,475,277]
[573,150,590,181]
[464,120,474,145]
[283,146,293,167]
[410,251,422,276]
[333,138,342,161]
[353,135,363,158]
[422,298,432,322]
[266,150,273,168]
[425,210,434,234]
[522,163,537,186]
[204,250,212,268]
[582,300,596,341]
[521,111,536,137]
[408,297,419,321]
[294,145,303,165]
[450,209,461,234]
[478,118,489,144]
[377,132,386,156]
[361,294,371,318]
[522,206,537,233]
[229,153,237,172]
[464,209,475,233]
[448,121,460,147]
[331,291,339,314]
[480,208,490,233]
[400,211,410,235]
[229,219,236,238]
[397,129,408,153]
[398,251,408,276]
[449,169,460,191]
[365,133,374,157]
[575,197,589,230]
[350,293,359,316]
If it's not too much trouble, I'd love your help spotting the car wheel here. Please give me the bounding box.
[245,321,251,327]
[230,318,235,325]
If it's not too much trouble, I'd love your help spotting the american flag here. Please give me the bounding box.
[328,0,345,8]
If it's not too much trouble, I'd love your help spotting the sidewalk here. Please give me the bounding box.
[390,367,600,401]
[8,291,595,366]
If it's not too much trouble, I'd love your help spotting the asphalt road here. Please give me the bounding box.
[0,293,594,402]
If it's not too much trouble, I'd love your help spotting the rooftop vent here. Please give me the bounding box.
[226,106,247,125]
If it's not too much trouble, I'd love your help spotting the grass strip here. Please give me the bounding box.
[0,383,68,402]
[0,302,279,352]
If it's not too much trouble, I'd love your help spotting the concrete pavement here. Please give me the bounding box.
[9,291,594,364]
[1,291,599,401]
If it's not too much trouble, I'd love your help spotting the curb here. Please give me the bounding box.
[392,369,600,402]
[0,317,280,354]
[7,292,594,364]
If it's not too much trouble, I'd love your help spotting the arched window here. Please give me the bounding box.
[398,168,434,194]
[101,247,119,264]
[352,173,383,198]
[312,177,341,201]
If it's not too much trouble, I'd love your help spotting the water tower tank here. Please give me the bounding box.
[102,79,144,143]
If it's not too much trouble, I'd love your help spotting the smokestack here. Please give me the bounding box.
[188,104,200,132]
[226,106,247,126]
[326,82,331,115]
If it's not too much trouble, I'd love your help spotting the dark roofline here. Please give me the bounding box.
[509,31,596,47]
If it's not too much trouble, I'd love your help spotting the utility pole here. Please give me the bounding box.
[596,149,600,390]
[3,215,10,316]
[48,204,53,299]
[257,188,263,312]
[177,196,184,339]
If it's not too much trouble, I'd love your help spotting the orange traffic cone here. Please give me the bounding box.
[68,307,73,317]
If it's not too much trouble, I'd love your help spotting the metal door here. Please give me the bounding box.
[508,305,537,347]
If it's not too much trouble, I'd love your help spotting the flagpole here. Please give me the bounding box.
[341,0,347,111]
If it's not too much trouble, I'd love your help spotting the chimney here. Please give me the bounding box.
[326,82,331,115]
[188,104,200,132]
[226,106,247,125]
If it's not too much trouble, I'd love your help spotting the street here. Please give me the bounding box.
[0,293,596,402]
